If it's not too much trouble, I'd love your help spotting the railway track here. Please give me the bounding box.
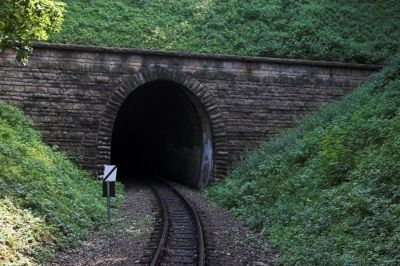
[147,178,205,266]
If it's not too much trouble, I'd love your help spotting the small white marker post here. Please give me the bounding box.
[103,165,117,222]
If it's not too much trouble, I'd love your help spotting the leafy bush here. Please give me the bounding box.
[0,103,122,264]
[0,0,65,62]
[206,54,400,265]
[49,0,399,64]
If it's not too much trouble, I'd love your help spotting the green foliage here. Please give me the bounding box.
[206,54,400,265]
[0,0,65,63]
[0,103,123,264]
[49,0,399,64]
[0,198,53,265]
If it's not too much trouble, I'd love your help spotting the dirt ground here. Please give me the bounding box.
[50,179,275,266]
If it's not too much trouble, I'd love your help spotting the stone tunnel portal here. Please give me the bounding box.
[111,80,213,188]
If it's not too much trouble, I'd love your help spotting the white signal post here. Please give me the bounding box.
[104,164,117,182]
[103,165,117,222]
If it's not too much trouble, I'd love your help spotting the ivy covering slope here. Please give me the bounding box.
[49,0,399,64]
[0,104,120,265]
[206,54,400,265]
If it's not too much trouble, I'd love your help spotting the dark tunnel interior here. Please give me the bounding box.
[111,80,207,187]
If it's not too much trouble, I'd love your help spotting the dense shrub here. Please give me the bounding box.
[0,104,122,264]
[49,0,399,64]
[206,54,400,265]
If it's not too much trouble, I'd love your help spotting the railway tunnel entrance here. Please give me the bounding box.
[110,80,213,188]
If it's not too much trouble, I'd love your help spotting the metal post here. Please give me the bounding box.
[107,181,111,222]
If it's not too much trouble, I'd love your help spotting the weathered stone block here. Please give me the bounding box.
[0,44,379,181]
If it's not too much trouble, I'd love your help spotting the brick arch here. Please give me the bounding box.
[96,68,228,185]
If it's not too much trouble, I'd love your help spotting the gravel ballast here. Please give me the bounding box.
[172,181,276,266]
[50,179,275,265]
[50,180,156,266]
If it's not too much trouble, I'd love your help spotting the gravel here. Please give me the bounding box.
[49,179,276,265]
[172,181,276,266]
[49,180,156,266]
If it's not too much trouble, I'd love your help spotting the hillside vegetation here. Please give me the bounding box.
[206,54,400,265]
[5,0,399,265]
[49,0,399,64]
[0,104,120,265]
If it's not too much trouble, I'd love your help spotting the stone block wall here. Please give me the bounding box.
[0,43,380,182]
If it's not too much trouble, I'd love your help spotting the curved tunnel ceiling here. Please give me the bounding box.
[111,80,213,188]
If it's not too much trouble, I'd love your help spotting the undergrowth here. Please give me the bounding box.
[206,54,400,265]
[0,104,123,265]
[49,0,399,64]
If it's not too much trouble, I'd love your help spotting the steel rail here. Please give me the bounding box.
[148,181,169,266]
[148,177,205,266]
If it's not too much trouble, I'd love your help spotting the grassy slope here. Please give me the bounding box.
[18,0,400,264]
[49,0,399,64]
[0,104,121,265]
[206,55,400,265]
